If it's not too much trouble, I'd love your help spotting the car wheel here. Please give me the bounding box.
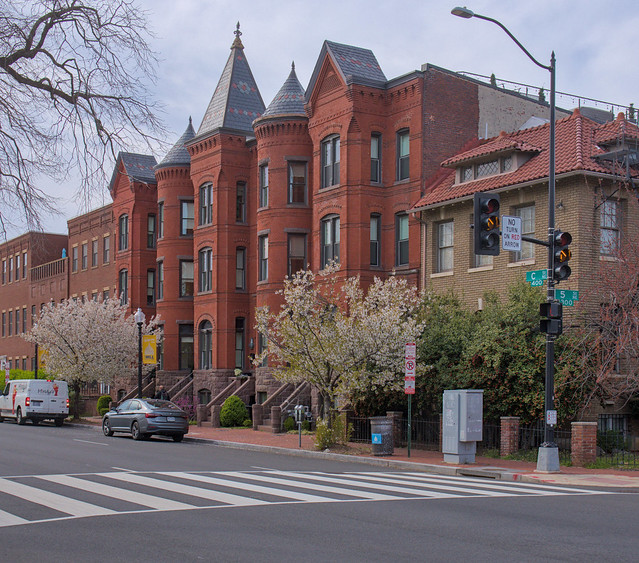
[102,418,114,436]
[131,421,143,440]
[32,419,40,425]
[172,433,184,443]
[55,418,64,427]
[0,415,5,422]
[16,408,25,425]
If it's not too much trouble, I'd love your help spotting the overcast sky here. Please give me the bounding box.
[28,0,639,237]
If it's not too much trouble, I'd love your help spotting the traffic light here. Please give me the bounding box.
[473,192,501,256]
[540,302,563,335]
[553,231,572,282]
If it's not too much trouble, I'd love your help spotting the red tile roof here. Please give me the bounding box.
[412,109,639,210]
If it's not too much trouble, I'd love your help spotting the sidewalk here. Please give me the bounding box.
[183,424,639,490]
[79,418,639,490]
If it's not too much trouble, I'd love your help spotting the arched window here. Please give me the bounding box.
[199,320,212,369]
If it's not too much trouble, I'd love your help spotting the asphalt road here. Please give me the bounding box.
[0,421,636,562]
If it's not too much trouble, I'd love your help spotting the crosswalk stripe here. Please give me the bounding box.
[99,472,268,507]
[159,472,335,503]
[222,471,409,501]
[393,472,603,494]
[343,473,544,497]
[0,478,115,518]
[0,508,28,527]
[268,471,493,498]
[36,474,194,511]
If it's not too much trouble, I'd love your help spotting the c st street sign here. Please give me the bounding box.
[525,269,547,286]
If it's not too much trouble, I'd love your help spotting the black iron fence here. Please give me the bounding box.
[597,430,639,469]
[349,415,639,468]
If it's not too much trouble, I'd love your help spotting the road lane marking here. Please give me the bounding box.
[36,474,193,511]
[73,439,108,446]
[159,471,338,503]
[0,508,28,527]
[99,472,268,507]
[0,478,115,518]
[222,471,407,501]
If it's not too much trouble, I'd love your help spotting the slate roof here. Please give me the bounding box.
[412,109,639,211]
[196,25,265,137]
[109,152,158,193]
[156,118,196,170]
[307,40,387,96]
[260,63,306,118]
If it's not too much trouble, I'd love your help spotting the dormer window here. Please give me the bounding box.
[458,155,514,183]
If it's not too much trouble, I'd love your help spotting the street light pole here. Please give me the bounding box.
[452,7,560,472]
[134,308,145,399]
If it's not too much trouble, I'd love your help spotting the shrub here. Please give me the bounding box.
[97,395,112,412]
[243,418,252,428]
[220,395,247,427]
[302,419,311,432]
[314,413,351,450]
[283,416,296,432]
[98,407,110,416]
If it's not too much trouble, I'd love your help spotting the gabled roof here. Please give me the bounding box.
[259,63,306,119]
[441,136,541,167]
[156,118,196,170]
[306,40,387,96]
[196,23,265,137]
[109,152,158,193]
[412,109,639,211]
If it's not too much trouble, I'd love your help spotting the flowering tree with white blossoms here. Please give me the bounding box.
[24,297,161,417]
[255,265,424,419]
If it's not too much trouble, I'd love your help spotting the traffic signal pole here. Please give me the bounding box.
[540,52,560,471]
[452,7,560,472]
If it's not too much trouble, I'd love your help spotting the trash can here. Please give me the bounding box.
[370,416,394,456]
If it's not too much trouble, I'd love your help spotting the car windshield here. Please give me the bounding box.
[144,399,181,410]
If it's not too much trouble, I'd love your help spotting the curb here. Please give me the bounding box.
[185,435,516,480]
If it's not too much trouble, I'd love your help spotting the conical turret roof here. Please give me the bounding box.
[261,63,306,119]
[156,117,196,170]
[197,23,265,137]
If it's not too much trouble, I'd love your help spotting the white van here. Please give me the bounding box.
[0,379,69,426]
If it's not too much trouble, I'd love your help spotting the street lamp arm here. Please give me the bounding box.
[474,13,551,72]
[451,7,552,72]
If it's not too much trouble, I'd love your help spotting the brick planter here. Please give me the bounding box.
[571,422,597,466]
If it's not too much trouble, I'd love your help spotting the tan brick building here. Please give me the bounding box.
[411,109,639,431]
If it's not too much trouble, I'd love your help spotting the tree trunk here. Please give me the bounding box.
[71,380,82,419]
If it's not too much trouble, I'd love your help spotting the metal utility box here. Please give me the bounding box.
[442,389,483,464]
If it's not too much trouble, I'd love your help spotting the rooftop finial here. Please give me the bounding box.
[292,61,295,71]
[231,21,244,49]
[189,116,192,126]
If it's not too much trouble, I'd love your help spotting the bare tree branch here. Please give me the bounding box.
[0,0,166,237]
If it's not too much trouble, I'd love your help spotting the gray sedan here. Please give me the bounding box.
[102,398,189,442]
